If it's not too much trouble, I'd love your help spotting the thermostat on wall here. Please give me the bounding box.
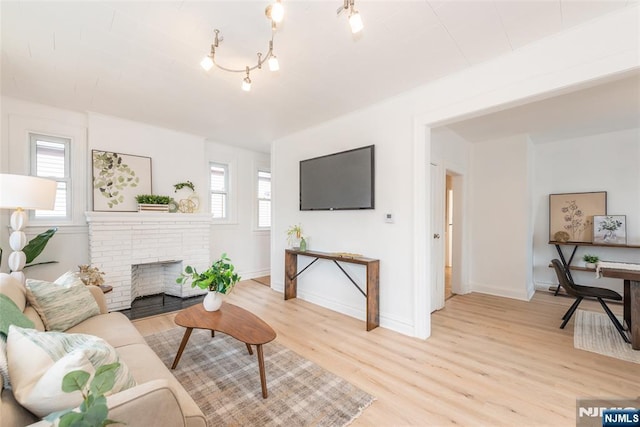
[384,213,394,223]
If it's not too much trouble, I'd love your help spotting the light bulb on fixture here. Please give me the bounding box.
[349,10,363,33]
[266,0,284,24]
[242,67,252,91]
[268,55,279,71]
[200,55,214,71]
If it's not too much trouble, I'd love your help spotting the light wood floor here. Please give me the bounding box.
[133,280,639,426]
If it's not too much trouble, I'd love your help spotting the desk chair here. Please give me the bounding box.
[550,259,629,343]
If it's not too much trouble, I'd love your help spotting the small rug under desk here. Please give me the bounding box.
[573,310,639,364]
[145,327,375,426]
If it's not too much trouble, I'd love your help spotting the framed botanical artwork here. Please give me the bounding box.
[549,191,606,243]
[593,215,626,245]
[92,150,152,211]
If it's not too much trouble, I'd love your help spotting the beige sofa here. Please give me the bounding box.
[0,273,206,427]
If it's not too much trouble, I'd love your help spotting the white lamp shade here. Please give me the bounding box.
[0,174,57,210]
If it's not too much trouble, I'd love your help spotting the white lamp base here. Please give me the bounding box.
[8,208,28,281]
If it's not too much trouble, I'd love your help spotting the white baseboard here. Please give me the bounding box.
[239,269,270,281]
[470,282,533,301]
[271,281,415,336]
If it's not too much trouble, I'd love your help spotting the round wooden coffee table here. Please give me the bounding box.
[171,302,276,398]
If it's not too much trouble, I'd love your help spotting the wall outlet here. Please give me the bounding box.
[384,213,394,223]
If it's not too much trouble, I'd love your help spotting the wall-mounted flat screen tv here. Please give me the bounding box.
[300,145,375,211]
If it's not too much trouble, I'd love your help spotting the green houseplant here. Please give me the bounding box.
[176,253,241,311]
[583,254,599,268]
[45,362,122,427]
[135,194,172,213]
[134,194,171,205]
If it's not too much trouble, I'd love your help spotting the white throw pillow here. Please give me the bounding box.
[53,271,84,287]
[0,339,9,389]
[25,278,100,331]
[6,325,136,418]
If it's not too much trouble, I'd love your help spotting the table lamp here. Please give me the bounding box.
[0,173,57,283]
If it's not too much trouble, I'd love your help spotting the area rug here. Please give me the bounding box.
[574,310,640,364]
[144,327,374,426]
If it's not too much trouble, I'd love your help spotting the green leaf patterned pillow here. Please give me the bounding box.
[25,279,100,331]
[6,325,136,418]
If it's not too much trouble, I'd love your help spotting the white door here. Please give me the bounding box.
[430,163,445,312]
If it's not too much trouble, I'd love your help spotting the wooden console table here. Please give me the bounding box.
[549,241,640,295]
[284,249,379,331]
[549,241,640,349]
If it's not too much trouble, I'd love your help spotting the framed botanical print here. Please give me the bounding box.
[549,191,606,243]
[92,150,152,211]
[593,215,626,245]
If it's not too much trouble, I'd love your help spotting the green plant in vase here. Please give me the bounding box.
[582,254,599,268]
[286,224,307,250]
[177,253,241,311]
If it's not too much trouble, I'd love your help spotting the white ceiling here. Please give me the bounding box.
[443,72,640,143]
[1,1,637,152]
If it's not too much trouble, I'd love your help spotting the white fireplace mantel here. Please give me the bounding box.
[85,211,212,311]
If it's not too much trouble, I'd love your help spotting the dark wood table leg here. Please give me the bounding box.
[256,344,268,398]
[246,343,253,355]
[211,330,215,338]
[623,280,631,330]
[631,281,639,350]
[284,251,297,300]
[366,260,380,331]
[171,327,193,369]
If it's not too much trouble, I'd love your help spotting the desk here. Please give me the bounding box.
[598,268,640,350]
[284,249,379,331]
[549,241,640,295]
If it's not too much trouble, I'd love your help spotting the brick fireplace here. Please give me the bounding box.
[86,212,211,311]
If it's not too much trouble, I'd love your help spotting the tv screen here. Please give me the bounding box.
[300,145,375,211]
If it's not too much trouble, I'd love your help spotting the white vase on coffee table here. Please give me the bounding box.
[203,291,223,311]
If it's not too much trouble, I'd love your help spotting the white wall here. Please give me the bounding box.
[205,141,271,279]
[271,102,416,335]
[272,6,638,338]
[0,97,269,284]
[532,128,640,293]
[469,136,534,300]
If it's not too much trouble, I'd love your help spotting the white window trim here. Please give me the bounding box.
[8,114,87,227]
[209,160,237,224]
[29,133,72,221]
[255,166,271,231]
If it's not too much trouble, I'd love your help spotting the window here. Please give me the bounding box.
[30,133,70,219]
[210,162,228,219]
[257,170,271,228]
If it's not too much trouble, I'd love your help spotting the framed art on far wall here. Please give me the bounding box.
[593,215,626,245]
[92,150,152,211]
[549,191,606,243]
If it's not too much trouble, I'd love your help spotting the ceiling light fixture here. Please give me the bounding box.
[242,67,252,92]
[201,1,283,91]
[338,0,364,34]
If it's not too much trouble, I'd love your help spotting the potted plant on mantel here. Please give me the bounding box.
[135,194,172,212]
[176,253,241,311]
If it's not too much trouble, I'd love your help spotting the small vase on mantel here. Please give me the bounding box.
[203,291,223,312]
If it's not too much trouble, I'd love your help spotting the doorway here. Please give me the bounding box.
[445,174,454,300]
[431,163,465,312]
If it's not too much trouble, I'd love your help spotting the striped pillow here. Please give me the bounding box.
[6,325,136,418]
[25,279,100,331]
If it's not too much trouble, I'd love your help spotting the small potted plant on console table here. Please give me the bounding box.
[583,254,599,269]
[176,253,241,311]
